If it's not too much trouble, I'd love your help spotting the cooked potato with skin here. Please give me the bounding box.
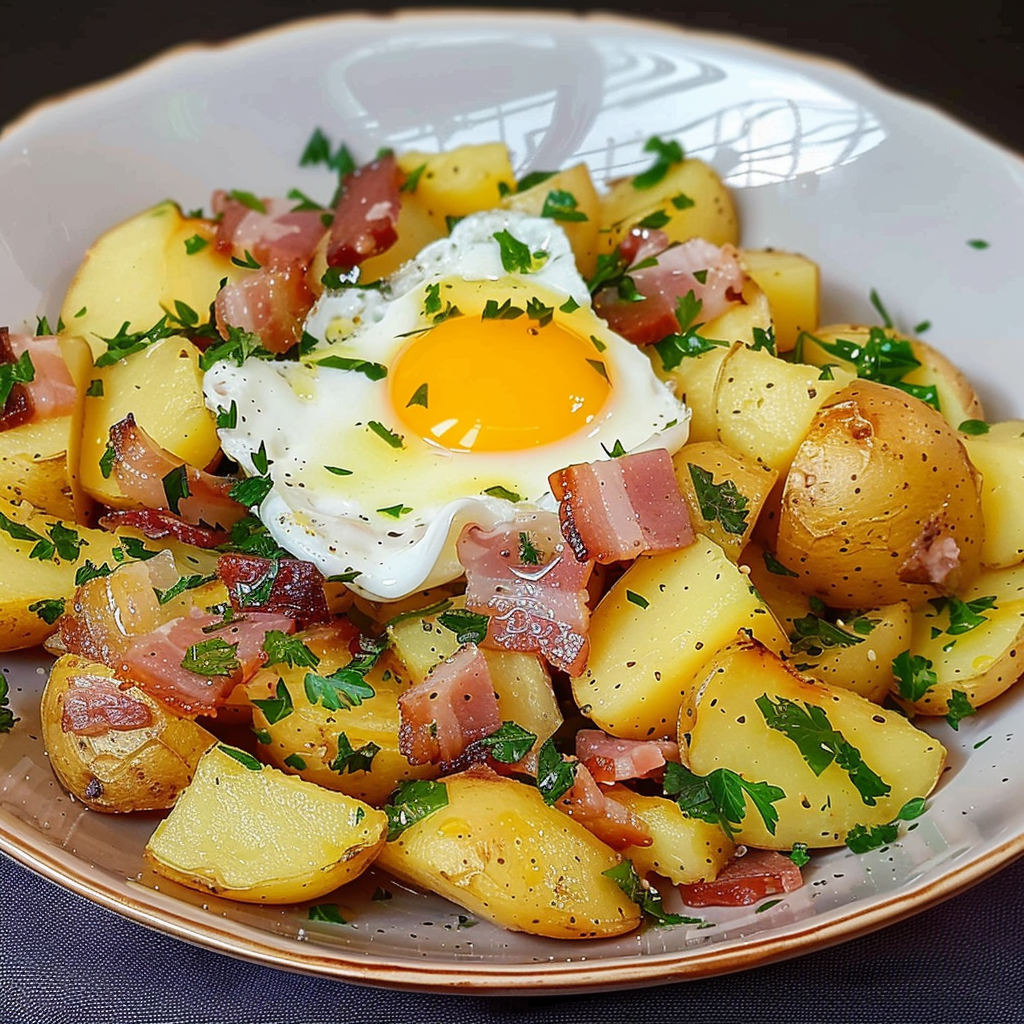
[774,379,983,609]
[680,636,947,849]
[610,787,735,885]
[145,743,387,904]
[376,768,641,938]
[895,561,1024,716]
[572,535,787,740]
[672,440,779,560]
[247,627,439,806]
[961,420,1024,568]
[41,654,215,812]
[797,324,984,432]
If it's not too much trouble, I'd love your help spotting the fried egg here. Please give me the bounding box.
[203,211,688,601]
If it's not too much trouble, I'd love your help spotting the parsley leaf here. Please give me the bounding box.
[29,597,66,624]
[218,744,262,771]
[367,421,404,449]
[313,354,388,381]
[385,778,449,840]
[535,738,577,805]
[482,484,521,502]
[436,608,490,645]
[181,637,240,677]
[330,732,380,774]
[493,229,546,273]
[632,135,685,190]
[262,631,320,669]
[541,189,588,222]
[518,532,542,565]
[0,676,19,733]
[0,350,35,408]
[756,694,890,806]
[603,860,700,927]
[663,761,784,839]
[688,464,749,535]
[892,650,937,702]
[250,678,294,724]
[946,689,976,730]
[477,722,537,764]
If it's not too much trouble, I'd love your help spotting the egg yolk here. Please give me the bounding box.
[389,314,611,452]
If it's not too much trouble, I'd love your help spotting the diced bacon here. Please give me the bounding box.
[899,517,961,588]
[398,645,502,765]
[594,236,746,346]
[326,153,401,269]
[214,260,315,354]
[217,553,331,626]
[57,553,181,666]
[122,608,295,716]
[99,509,229,549]
[549,449,694,564]
[60,675,154,736]
[555,767,652,849]
[575,729,680,784]
[457,512,594,676]
[108,413,245,529]
[679,848,804,907]
[211,192,327,267]
[1,329,77,430]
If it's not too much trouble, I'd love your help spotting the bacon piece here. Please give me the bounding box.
[217,553,331,626]
[122,608,295,716]
[398,645,502,765]
[108,413,244,529]
[326,153,401,269]
[214,260,315,354]
[575,729,680,784]
[99,509,229,549]
[555,767,652,849]
[679,848,804,907]
[549,449,694,564]
[60,675,154,736]
[457,512,594,676]
[1,329,77,430]
[212,192,327,267]
[899,515,961,588]
[595,235,746,346]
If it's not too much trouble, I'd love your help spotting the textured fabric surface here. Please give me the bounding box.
[3,851,1024,1024]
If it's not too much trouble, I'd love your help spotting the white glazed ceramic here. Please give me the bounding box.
[2,10,1024,994]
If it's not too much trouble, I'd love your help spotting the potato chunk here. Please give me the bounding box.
[145,744,387,903]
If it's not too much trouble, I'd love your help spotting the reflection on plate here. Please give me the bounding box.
[2,11,1023,994]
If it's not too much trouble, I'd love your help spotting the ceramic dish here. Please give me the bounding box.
[2,10,1023,995]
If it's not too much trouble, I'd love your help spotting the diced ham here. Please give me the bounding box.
[549,448,694,564]
[60,675,154,736]
[575,729,680,784]
[398,644,502,765]
[217,553,331,626]
[554,767,652,849]
[594,235,746,346]
[108,413,245,530]
[122,608,296,716]
[456,512,594,676]
[679,848,804,907]
[899,517,961,588]
[99,509,229,549]
[1,329,77,430]
[214,260,315,354]
[211,192,327,267]
[326,153,401,269]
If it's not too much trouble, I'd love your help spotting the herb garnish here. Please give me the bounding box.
[436,608,490,645]
[330,732,380,774]
[603,860,701,927]
[688,464,749,535]
[663,761,784,839]
[251,679,295,724]
[0,350,34,408]
[181,637,240,677]
[632,135,685,190]
[477,722,537,763]
[385,778,449,839]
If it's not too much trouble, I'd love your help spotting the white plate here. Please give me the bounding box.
[2,10,1023,994]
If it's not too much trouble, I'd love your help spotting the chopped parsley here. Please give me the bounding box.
[541,189,588,222]
[756,694,890,806]
[29,598,66,624]
[161,465,191,515]
[330,732,380,774]
[958,419,990,436]
[0,350,35,408]
[303,636,384,712]
[181,637,240,677]
[250,678,294,725]
[632,135,685,190]
[377,503,412,519]
[535,738,577,805]
[406,383,429,408]
[603,860,699,927]
[217,744,262,771]
[262,631,320,669]
[183,233,208,255]
[626,590,650,609]
[493,228,547,274]
[154,573,216,605]
[518,531,542,565]
[436,607,490,645]
[946,689,976,730]
[0,677,17,733]
[929,594,997,636]
[688,464,749,535]
[300,127,356,176]
[367,420,404,449]
[385,778,449,839]
[663,761,784,839]
[477,722,537,763]
[313,354,388,381]
[483,484,521,502]
[892,650,938,703]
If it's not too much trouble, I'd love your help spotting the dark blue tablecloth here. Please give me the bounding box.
[4,850,1024,1023]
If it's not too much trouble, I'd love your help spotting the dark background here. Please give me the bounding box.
[3,3,1024,1023]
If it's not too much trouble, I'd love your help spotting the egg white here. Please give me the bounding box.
[204,211,688,601]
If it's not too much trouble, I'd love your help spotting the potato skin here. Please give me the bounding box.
[376,769,642,939]
[41,654,215,812]
[774,379,983,608]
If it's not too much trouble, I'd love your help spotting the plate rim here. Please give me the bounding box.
[3,5,1024,993]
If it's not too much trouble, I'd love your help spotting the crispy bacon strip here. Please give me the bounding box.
[1,329,77,430]
[457,512,594,676]
[217,553,331,626]
[212,192,327,267]
[326,153,401,269]
[60,675,154,736]
[679,848,804,907]
[549,449,694,564]
[108,413,244,530]
[398,645,502,766]
[575,729,680,784]
[122,608,296,716]
[99,509,229,549]
[214,260,315,354]
[594,234,746,346]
